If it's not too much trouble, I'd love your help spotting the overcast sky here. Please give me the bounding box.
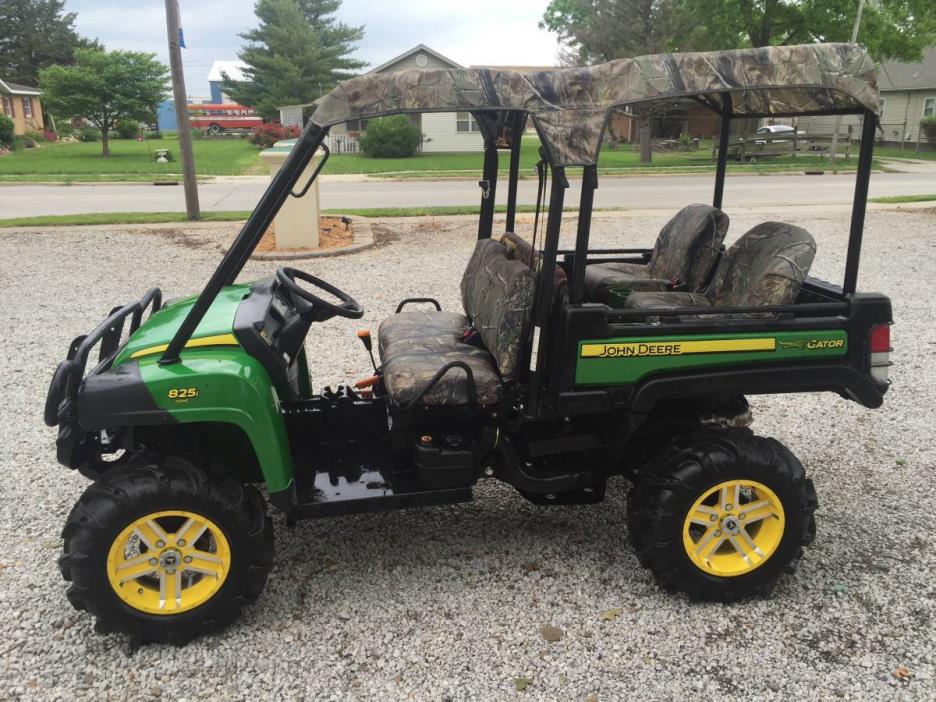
[66,0,561,98]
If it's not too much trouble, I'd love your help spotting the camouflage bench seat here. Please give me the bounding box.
[377,309,468,360]
[584,204,729,303]
[623,222,817,319]
[379,239,535,406]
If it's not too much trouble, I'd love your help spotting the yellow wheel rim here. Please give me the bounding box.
[106,510,231,615]
[682,479,785,577]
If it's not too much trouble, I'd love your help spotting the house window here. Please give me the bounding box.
[923,97,936,118]
[23,96,32,118]
[1,95,13,118]
[346,118,368,132]
[878,97,885,116]
[456,112,481,133]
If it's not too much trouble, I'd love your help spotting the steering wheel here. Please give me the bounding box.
[275,267,364,322]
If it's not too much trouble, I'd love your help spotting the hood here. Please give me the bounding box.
[113,284,252,366]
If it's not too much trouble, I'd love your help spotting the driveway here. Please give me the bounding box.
[1,171,934,219]
[0,209,933,700]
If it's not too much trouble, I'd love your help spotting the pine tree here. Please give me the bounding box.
[224,0,366,119]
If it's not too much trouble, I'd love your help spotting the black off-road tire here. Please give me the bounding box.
[59,456,274,644]
[627,427,817,601]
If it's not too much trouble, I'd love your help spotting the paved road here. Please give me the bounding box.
[1,172,933,219]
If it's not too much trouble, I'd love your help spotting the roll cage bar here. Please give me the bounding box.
[160,94,878,417]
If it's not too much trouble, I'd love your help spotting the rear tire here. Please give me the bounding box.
[627,428,817,601]
[59,456,273,644]
[208,123,222,134]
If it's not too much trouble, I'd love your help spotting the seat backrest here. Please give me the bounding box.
[500,231,568,287]
[647,204,729,288]
[500,231,537,267]
[460,238,505,314]
[709,222,817,307]
[461,238,535,382]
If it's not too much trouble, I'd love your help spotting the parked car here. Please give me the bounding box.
[754,124,805,143]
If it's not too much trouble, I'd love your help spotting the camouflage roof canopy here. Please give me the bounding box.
[311,43,878,166]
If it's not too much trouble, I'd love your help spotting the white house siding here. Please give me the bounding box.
[901,91,936,144]
[797,89,936,146]
[421,112,484,152]
[376,52,453,73]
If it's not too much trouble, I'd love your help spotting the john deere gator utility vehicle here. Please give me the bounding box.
[46,44,892,642]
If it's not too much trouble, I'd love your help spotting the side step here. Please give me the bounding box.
[271,457,473,520]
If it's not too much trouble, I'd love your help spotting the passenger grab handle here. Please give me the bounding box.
[395,298,442,313]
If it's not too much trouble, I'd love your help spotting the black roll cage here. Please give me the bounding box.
[159,93,878,417]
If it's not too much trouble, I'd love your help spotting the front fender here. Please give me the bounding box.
[78,349,293,492]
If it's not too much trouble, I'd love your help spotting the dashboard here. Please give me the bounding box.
[233,277,306,399]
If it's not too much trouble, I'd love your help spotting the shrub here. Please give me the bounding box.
[77,127,100,142]
[248,123,300,149]
[921,116,936,142]
[359,115,422,158]
[43,129,58,142]
[0,114,15,146]
[190,127,206,138]
[115,118,141,139]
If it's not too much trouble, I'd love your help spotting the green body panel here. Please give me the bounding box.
[113,284,251,365]
[575,330,848,386]
[135,349,294,492]
[107,283,294,492]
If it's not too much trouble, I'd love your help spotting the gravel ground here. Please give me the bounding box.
[0,209,934,701]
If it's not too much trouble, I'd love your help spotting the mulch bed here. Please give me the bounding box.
[256,216,354,252]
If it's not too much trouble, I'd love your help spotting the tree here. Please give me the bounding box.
[541,1,679,161]
[40,49,168,157]
[0,0,100,86]
[672,0,936,62]
[542,0,936,161]
[224,0,366,119]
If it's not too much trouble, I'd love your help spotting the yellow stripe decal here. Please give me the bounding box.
[580,337,776,359]
[130,333,240,359]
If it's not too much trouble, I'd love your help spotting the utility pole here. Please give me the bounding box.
[164,0,200,220]
[832,0,866,173]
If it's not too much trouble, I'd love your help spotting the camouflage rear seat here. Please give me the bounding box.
[500,231,567,288]
[623,222,817,319]
[583,204,728,302]
[379,239,535,406]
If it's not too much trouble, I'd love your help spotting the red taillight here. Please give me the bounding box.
[870,324,891,353]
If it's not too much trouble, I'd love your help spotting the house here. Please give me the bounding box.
[797,46,936,148]
[326,44,491,153]
[281,45,552,153]
[207,60,249,104]
[0,78,43,135]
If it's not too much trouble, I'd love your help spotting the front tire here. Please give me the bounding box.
[59,456,273,644]
[627,428,817,601]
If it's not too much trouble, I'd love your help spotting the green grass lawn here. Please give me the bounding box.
[6,191,930,228]
[0,135,265,181]
[875,146,936,160]
[0,133,863,182]
[869,193,936,204]
[328,139,840,177]
[0,205,556,228]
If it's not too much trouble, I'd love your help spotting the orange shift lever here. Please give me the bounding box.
[357,329,377,371]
